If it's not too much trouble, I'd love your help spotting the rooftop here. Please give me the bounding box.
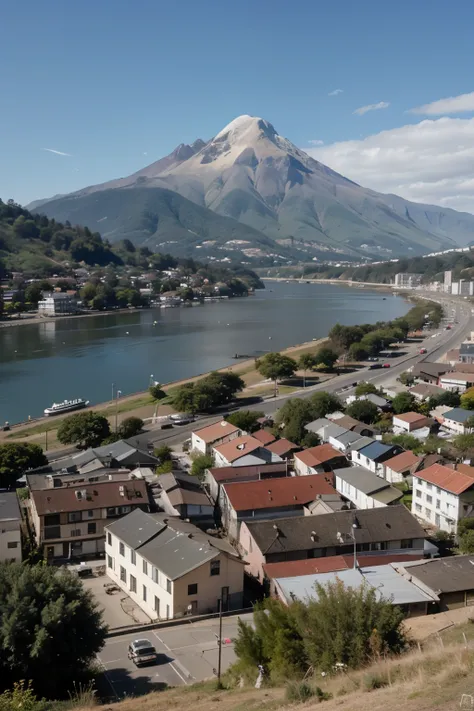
[295,443,343,467]
[31,479,148,515]
[213,435,262,462]
[158,472,210,508]
[335,466,401,500]
[222,473,335,512]
[0,491,21,521]
[193,420,240,444]
[443,407,473,424]
[396,555,474,594]
[409,383,444,397]
[384,450,422,473]
[357,441,398,461]
[252,430,276,446]
[349,436,375,452]
[440,372,474,382]
[207,463,289,483]
[412,362,451,377]
[263,553,424,580]
[416,463,474,495]
[266,438,299,457]
[304,418,332,434]
[393,411,428,424]
[329,415,360,430]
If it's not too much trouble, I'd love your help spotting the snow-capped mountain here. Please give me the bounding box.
[28,115,474,259]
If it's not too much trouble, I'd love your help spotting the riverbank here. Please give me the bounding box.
[263,277,396,292]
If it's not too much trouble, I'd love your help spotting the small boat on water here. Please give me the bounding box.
[44,398,89,416]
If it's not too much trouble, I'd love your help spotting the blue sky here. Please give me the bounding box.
[2,0,474,209]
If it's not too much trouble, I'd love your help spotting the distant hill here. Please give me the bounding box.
[28,115,474,260]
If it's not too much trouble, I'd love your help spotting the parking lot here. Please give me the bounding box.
[98,612,253,699]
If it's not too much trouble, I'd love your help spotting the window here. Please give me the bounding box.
[130,550,136,565]
[435,513,441,526]
[130,575,137,593]
[424,508,431,519]
[415,503,422,513]
[119,505,131,514]
[415,489,422,498]
[120,566,126,583]
[7,541,18,549]
[44,526,60,540]
[400,539,413,549]
[119,542,125,557]
[143,585,147,602]
[154,596,160,615]
[426,483,433,490]
[188,583,198,595]
[88,510,94,518]
[70,529,81,537]
[436,499,441,509]
[107,532,112,546]
[152,567,159,583]
[166,578,172,594]
[436,487,441,495]
[107,555,113,569]
[426,495,433,505]
[166,604,170,619]
[88,522,96,535]
[370,541,387,551]
[210,560,221,576]
[143,559,148,575]
[68,512,81,523]
[44,514,60,526]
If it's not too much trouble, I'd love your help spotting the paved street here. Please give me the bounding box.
[97,613,253,699]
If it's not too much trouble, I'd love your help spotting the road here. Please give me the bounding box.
[97,613,253,699]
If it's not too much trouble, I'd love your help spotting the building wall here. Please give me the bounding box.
[412,476,467,533]
[239,523,267,581]
[442,417,472,435]
[0,520,22,562]
[351,451,377,473]
[191,429,240,455]
[335,476,386,509]
[439,377,472,393]
[384,465,410,485]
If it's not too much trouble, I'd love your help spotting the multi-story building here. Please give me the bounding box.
[37,292,78,316]
[105,509,245,619]
[411,464,474,533]
[29,479,149,560]
[0,492,22,562]
[334,466,402,509]
[191,421,241,455]
[459,343,474,365]
[444,270,453,293]
[439,372,474,393]
[440,407,474,435]
[394,273,422,288]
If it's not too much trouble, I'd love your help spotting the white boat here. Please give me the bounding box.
[44,398,89,416]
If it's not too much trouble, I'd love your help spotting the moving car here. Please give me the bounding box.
[128,639,159,667]
[382,363,391,368]
[170,413,195,425]
[419,348,427,354]
[369,363,383,370]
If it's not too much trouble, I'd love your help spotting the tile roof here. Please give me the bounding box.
[440,372,474,382]
[31,479,149,515]
[412,362,451,377]
[393,411,427,424]
[357,441,397,461]
[158,472,210,508]
[222,473,335,512]
[397,555,474,594]
[456,463,474,478]
[213,435,262,462]
[263,553,424,580]
[193,420,240,443]
[207,463,289,483]
[443,407,473,424]
[416,463,474,495]
[252,430,276,446]
[295,444,343,467]
[245,505,426,555]
[266,438,299,456]
[384,450,422,473]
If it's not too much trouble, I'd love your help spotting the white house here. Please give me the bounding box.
[335,466,403,509]
[212,436,283,468]
[105,509,245,619]
[351,441,402,475]
[191,420,241,455]
[392,412,432,434]
[440,408,474,435]
[383,451,422,484]
[439,372,474,393]
[0,492,22,563]
[411,464,474,534]
[38,292,78,316]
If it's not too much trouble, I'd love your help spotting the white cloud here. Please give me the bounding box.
[306,116,474,213]
[328,89,343,96]
[143,151,148,155]
[353,101,390,116]
[42,148,72,157]
[308,139,324,146]
[410,91,474,116]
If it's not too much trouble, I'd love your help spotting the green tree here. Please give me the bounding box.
[0,443,47,488]
[256,353,297,396]
[314,346,338,370]
[398,371,415,386]
[173,383,197,413]
[79,282,97,305]
[453,433,474,457]
[149,383,166,401]
[310,391,342,419]
[154,444,172,461]
[457,518,474,536]
[275,399,319,445]
[355,381,377,397]
[57,411,111,449]
[384,433,423,454]
[0,562,107,699]
[227,410,265,433]
[24,284,43,305]
[392,392,417,414]
[346,399,379,424]
[460,389,474,410]
[117,416,143,438]
[298,353,317,388]
[428,391,460,409]
[456,530,474,554]
[191,453,213,479]
[348,343,368,361]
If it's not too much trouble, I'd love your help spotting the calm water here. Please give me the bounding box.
[0,281,410,423]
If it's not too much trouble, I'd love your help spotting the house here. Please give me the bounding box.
[327,414,360,430]
[105,509,245,619]
[204,463,289,504]
[213,436,283,467]
[220,474,336,540]
[191,420,241,455]
[440,407,474,435]
[383,450,423,484]
[412,463,474,533]
[439,372,474,393]
[394,556,474,611]
[38,292,78,316]
[392,412,433,433]
[345,394,391,411]
[351,441,403,475]
[328,430,369,453]
[239,505,427,582]
[459,343,474,365]
[304,418,332,437]
[294,444,347,476]
[29,479,149,560]
[25,469,132,491]
[303,494,348,515]
[409,383,445,401]
[412,362,451,384]
[72,439,159,473]
[349,436,375,453]
[266,438,299,460]
[273,564,437,617]
[0,492,22,563]
[252,430,277,446]
[335,466,403,509]
[156,472,214,522]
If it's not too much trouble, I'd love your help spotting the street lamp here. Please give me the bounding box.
[149,374,154,387]
[115,389,122,433]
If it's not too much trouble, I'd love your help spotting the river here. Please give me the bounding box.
[0,281,410,424]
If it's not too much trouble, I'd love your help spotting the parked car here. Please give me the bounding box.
[128,639,159,667]
[369,363,383,370]
[367,357,379,362]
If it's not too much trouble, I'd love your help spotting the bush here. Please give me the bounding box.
[285,681,331,703]
[0,682,49,711]
[156,460,173,475]
[346,400,379,424]
[227,411,265,433]
[154,444,172,461]
[117,416,143,438]
[149,383,166,401]
[363,672,389,692]
[191,453,213,479]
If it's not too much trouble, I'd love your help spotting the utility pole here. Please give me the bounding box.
[45,429,48,452]
[217,598,223,686]
[111,382,114,403]
[115,390,122,433]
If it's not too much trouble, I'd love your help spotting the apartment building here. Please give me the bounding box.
[29,479,149,560]
[105,509,244,619]
[0,492,22,563]
[411,464,474,534]
[394,273,423,289]
[38,292,78,316]
[439,372,474,393]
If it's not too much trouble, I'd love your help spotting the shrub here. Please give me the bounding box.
[117,416,143,438]
[363,672,389,692]
[154,444,172,461]
[285,682,330,703]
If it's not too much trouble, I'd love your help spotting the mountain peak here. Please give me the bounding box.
[214,115,277,143]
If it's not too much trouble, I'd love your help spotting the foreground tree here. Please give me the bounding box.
[173,372,245,413]
[460,388,474,410]
[0,563,107,698]
[453,433,474,457]
[117,416,143,439]
[314,346,338,370]
[346,399,379,424]
[227,410,265,433]
[256,353,297,396]
[392,392,417,414]
[275,398,320,446]
[0,443,47,488]
[348,343,369,362]
[310,391,342,419]
[149,383,167,401]
[57,411,111,449]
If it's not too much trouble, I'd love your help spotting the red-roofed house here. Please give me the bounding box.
[252,430,276,446]
[220,474,335,539]
[294,444,347,476]
[213,436,283,468]
[392,412,432,433]
[383,451,423,484]
[191,420,241,455]
[412,464,474,533]
[266,438,300,460]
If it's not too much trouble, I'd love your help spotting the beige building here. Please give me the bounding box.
[29,479,149,560]
[191,420,241,455]
[0,492,22,563]
[105,509,245,619]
